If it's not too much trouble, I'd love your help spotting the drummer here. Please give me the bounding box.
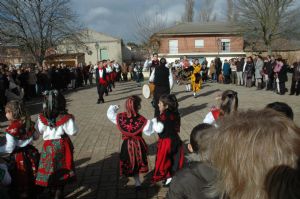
[149,57,174,117]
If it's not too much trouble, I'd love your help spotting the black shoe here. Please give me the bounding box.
[289,93,295,95]
[135,186,142,191]
[105,93,108,96]
[97,100,100,104]
[296,93,299,96]
[100,100,105,103]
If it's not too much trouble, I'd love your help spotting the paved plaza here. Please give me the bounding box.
[1,78,300,199]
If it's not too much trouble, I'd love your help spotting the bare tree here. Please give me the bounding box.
[227,0,235,22]
[134,9,169,54]
[0,0,85,65]
[235,0,300,54]
[182,0,195,22]
[198,0,217,22]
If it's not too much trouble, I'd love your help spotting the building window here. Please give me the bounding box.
[100,48,109,60]
[195,40,204,48]
[221,39,230,52]
[169,40,178,54]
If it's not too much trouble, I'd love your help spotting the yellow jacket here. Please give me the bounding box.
[191,64,201,82]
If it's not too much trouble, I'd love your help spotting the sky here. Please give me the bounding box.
[70,0,227,43]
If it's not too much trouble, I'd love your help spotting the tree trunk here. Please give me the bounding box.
[34,55,44,67]
[267,44,272,55]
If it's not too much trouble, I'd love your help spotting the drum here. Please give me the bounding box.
[142,83,155,99]
[142,84,151,99]
[149,82,155,95]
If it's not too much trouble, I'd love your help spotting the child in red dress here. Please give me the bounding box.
[0,100,40,199]
[107,95,153,189]
[35,90,78,199]
[151,94,184,186]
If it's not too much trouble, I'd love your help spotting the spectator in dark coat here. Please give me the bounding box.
[166,123,218,199]
[222,60,231,84]
[215,57,222,83]
[0,68,9,111]
[17,68,29,100]
[51,66,63,91]
[289,62,300,96]
[244,57,255,88]
[236,57,244,86]
[263,56,276,90]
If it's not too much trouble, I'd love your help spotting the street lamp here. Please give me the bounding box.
[95,42,100,62]
[216,38,221,56]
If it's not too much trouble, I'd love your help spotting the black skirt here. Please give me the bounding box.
[119,137,148,176]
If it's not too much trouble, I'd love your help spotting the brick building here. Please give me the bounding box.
[152,22,245,63]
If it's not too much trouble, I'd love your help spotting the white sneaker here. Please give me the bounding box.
[165,177,172,185]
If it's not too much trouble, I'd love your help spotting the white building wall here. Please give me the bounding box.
[85,41,122,65]
[57,29,123,65]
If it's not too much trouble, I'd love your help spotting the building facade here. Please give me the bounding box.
[57,29,123,65]
[153,22,245,63]
[0,45,34,66]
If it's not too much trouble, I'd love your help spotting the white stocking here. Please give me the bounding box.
[134,174,141,186]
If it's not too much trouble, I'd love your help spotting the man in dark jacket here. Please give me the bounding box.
[215,57,222,83]
[264,56,276,90]
[149,57,173,117]
[236,57,244,86]
[0,68,9,111]
[289,62,300,96]
[166,124,218,199]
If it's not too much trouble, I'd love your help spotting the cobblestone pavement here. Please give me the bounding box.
[1,77,300,199]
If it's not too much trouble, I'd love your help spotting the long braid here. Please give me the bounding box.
[125,95,141,118]
[42,90,67,127]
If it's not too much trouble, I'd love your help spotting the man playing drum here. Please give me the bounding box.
[149,57,174,117]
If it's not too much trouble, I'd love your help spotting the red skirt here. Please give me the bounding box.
[106,73,111,82]
[110,72,116,82]
[35,136,76,187]
[152,137,184,182]
[11,145,40,194]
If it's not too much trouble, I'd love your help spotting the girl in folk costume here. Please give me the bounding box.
[107,95,153,189]
[191,59,202,98]
[0,100,40,199]
[203,90,238,125]
[35,90,78,199]
[152,94,184,186]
